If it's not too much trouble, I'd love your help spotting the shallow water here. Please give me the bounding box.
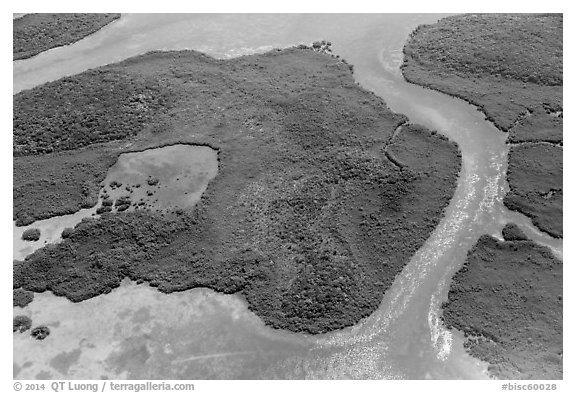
[13,14,562,379]
[13,207,98,261]
[13,144,218,261]
[102,144,218,212]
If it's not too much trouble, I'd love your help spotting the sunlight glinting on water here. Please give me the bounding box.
[314,156,479,354]
[13,14,561,379]
[474,151,506,222]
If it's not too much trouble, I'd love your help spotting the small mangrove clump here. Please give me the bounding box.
[96,206,113,214]
[114,196,132,212]
[147,177,159,186]
[13,316,32,333]
[21,228,40,241]
[297,40,353,71]
[31,326,50,340]
[312,40,332,54]
[502,223,529,241]
[61,227,74,238]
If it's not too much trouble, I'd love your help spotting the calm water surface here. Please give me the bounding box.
[13,14,562,379]
[13,145,218,260]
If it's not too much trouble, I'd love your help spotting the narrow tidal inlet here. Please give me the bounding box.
[13,14,562,379]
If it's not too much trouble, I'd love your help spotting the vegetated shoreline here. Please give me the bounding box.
[13,140,221,227]
[401,13,562,239]
[442,224,562,379]
[14,44,461,334]
[402,14,563,379]
[13,13,121,60]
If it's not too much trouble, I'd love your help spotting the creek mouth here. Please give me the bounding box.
[13,14,562,379]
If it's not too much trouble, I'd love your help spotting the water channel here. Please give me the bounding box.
[13,14,562,379]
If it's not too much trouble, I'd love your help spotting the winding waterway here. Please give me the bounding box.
[13,14,562,379]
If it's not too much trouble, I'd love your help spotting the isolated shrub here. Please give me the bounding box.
[31,325,50,340]
[13,316,32,333]
[21,228,40,241]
